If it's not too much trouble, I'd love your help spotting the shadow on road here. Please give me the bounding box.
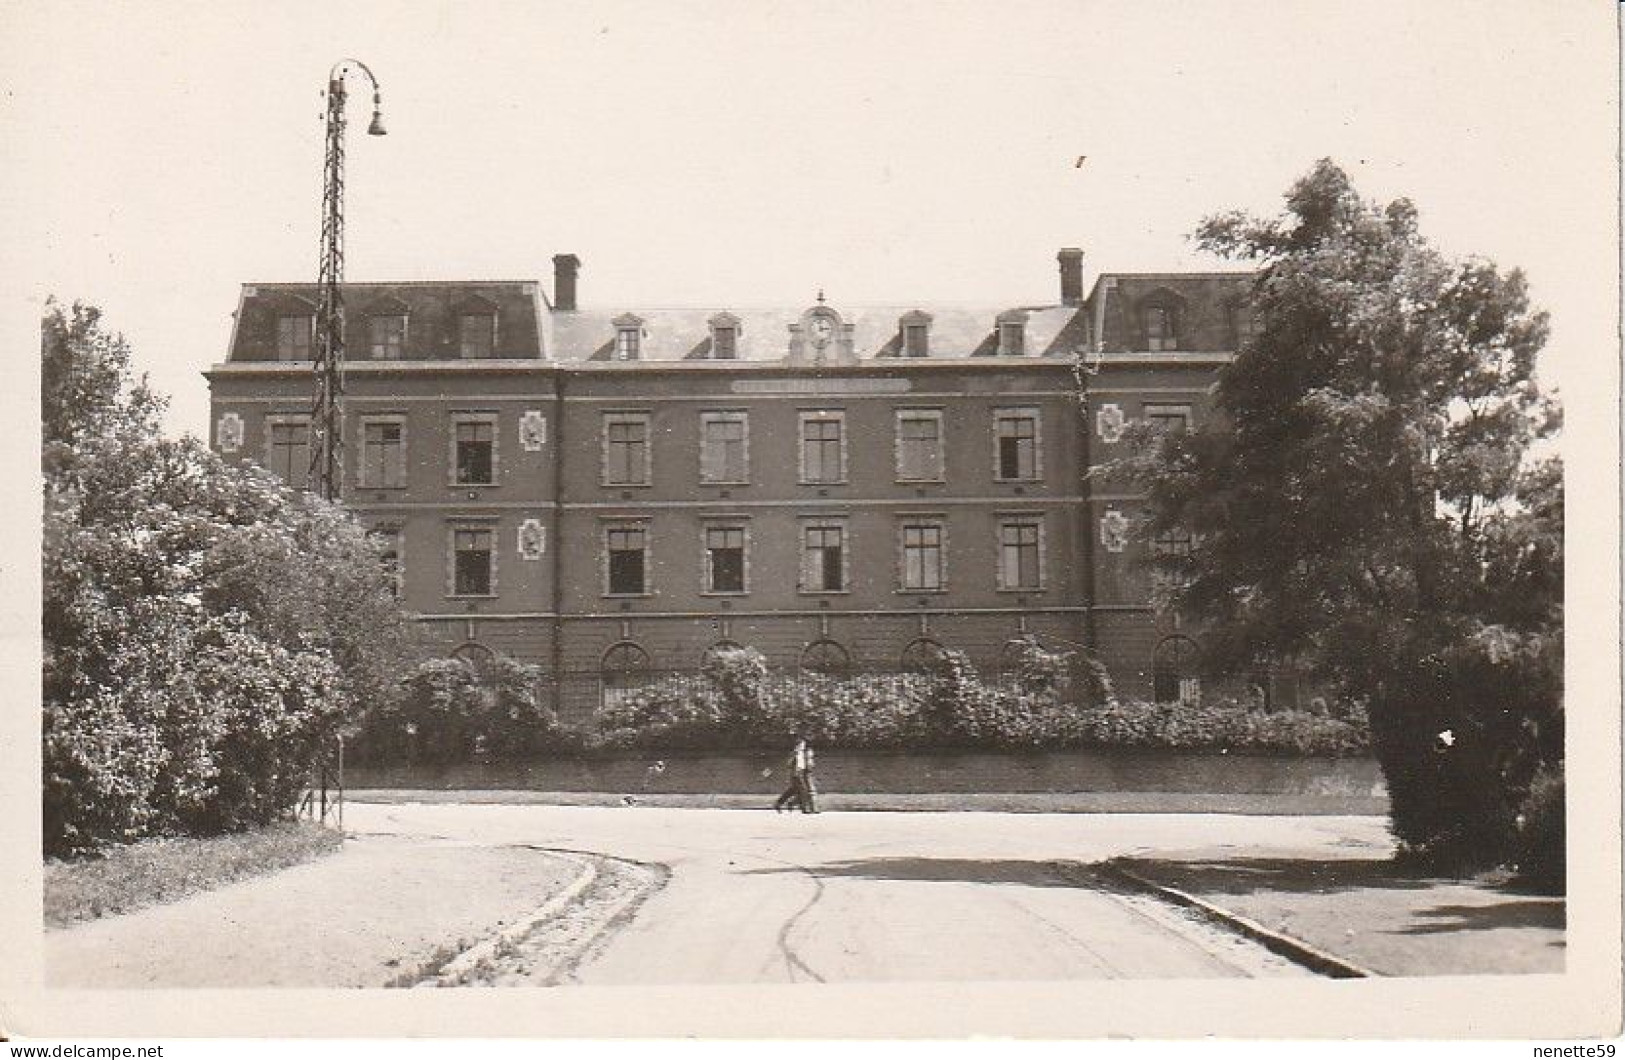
[739,856,1081,888]
[1401,900,1565,934]
[1117,856,1496,896]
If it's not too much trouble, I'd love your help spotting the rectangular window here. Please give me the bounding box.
[1145,307,1177,351]
[801,523,846,593]
[712,327,737,359]
[606,526,648,595]
[998,322,1025,356]
[994,409,1041,481]
[459,314,494,358]
[705,526,747,594]
[453,419,495,485]
[603,414,651,486]
[369,315,406,359]
[359,418,406,488]
[903,323,929,357]
[896,410,945,482]
[699,413,748,484]
[276,316,312,361]
[267,418,310,490]
[371,527,402,596]
[1144,403,1192,434]
[998,520,1043,590]
[1152,528,1193,558]
[799,411,846,484]
[452,528,493,596]
[615,328,640,361]
[900,522,945,592]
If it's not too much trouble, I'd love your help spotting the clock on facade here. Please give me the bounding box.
[809,316,834,348]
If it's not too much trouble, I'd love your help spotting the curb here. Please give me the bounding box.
[1097,859,1375,979]
[422,853,599,987]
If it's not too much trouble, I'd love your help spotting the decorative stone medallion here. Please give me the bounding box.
[217,412,245,453]
[518,518,546,561]
[1096,403,1126,443]
[1101,510,1130,553]
[520,410,547,451]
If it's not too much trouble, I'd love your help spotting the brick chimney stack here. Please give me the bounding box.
[1057,247,1085,307]
[552,254,581,311]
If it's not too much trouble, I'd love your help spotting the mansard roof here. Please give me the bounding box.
[225,281,547,362]
[547,304,1087,363]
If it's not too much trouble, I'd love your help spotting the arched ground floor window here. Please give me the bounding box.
[900,637,948,675]
[1152,635,1202,705]
[798,638,851,680]
[600,641,650,710]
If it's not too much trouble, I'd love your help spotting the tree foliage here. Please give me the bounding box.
[1116,161,1563,871]
[42,301,412,854]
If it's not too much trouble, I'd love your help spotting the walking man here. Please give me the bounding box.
[774,735,818,814]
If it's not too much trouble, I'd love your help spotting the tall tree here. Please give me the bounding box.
[1121,160,1562,869]
[42,301,413,854]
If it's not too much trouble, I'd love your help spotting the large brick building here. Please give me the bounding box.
[205,249,1264,722]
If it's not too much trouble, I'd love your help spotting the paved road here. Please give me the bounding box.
[346,802,1395,984]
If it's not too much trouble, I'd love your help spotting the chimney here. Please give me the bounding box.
[1057,247,1085,307]
[552,253,581,311]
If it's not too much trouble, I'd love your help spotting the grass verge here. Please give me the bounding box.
[45,820,343,929]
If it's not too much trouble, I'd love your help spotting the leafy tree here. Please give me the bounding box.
[1116,160,1562,871]
[42,299,164,463]
[42,301,411,854]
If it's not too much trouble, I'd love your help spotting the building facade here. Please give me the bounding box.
[206,250,1265,723]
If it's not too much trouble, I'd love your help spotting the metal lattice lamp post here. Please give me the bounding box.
[309,58,386,502]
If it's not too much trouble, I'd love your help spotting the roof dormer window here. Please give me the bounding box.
[370,314,406,359]
[1227,300,1257,348]
[1144,305,1176,351]
[900,310,932,357]
[708,312,740,360]
[276,313,313,361]
[458,313,495,358]
[1138,290,1186,352]
[613,313,644,361]
[452,295,499,359]
[996,311,1027,356]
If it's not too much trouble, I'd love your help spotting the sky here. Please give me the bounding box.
[3,0,1617,441]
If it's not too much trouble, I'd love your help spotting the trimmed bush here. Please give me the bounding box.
[584,653,1369,757]
[348,655,566,765]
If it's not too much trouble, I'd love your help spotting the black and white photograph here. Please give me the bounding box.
[1,0,1619,1048]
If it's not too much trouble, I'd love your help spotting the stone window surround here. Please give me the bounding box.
[991,406,1044,482]
[797,408,849,486]
[994,510,1047,592]
[1142,402,1193,432]
[708,312,742,359]
[613,313,645,362]
[601,516,654,598]
[356,412,408,490]
[995,309,1028,357]
[797,515,851,595]
[448,411,500,488]
[446,517,500,599]
[894,406,946,483]
[899,309,932,357]
[369,521,404,597]
[895,513,949,594]
[264,412,313,490]
[698,410,751,485]
[699,516,752,596]
[602,409,654,487]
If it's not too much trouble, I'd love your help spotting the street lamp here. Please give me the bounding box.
[309,58,387,502]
